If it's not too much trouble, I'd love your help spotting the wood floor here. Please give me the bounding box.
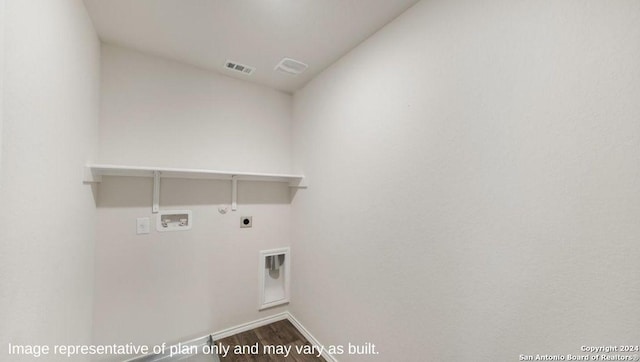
[217,320,326,362]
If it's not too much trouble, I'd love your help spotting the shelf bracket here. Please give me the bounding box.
[231,175,238,211]
[152,171,160,214]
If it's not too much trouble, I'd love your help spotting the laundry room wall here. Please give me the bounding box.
[93,44,294,352]
[290,0,640,360]
[0,0,100,357]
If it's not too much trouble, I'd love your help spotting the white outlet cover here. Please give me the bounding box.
[136,217,150,235]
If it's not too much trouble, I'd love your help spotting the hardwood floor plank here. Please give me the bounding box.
[216,320,325,362]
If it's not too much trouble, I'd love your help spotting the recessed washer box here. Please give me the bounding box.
[156,210,192,232]
[259,247,290,310]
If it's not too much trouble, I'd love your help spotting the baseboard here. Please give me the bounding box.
[285,312,338,362]
[125,311,338,362]
[208,311,338,361]
[209,312,289,341]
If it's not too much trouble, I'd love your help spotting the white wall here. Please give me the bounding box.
[0,0,4,183]
[99,44,292,174]
[94,45,293,354]
[291,0,640,360]
[0,0,100,360]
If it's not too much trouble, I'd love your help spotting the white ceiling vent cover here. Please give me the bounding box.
[224,60,255,75]
[274,58,308,75]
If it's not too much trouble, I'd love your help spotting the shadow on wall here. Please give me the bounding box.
[96,176,292,208]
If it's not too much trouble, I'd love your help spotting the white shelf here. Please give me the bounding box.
[84,164,306,213]
[84,164,305,186]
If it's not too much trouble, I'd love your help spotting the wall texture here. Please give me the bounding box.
[0,0,4,181]
[94,45,293,355]
[0,0,100,360]
[99,44,292,174]
[291,0,640,360]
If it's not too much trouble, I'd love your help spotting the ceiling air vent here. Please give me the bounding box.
[224,60,255,75]
[274,57,308,75]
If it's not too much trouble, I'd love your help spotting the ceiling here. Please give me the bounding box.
[83,0,420,93]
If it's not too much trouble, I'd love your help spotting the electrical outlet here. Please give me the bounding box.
[240,216,252,228]
[136,217,150,235]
